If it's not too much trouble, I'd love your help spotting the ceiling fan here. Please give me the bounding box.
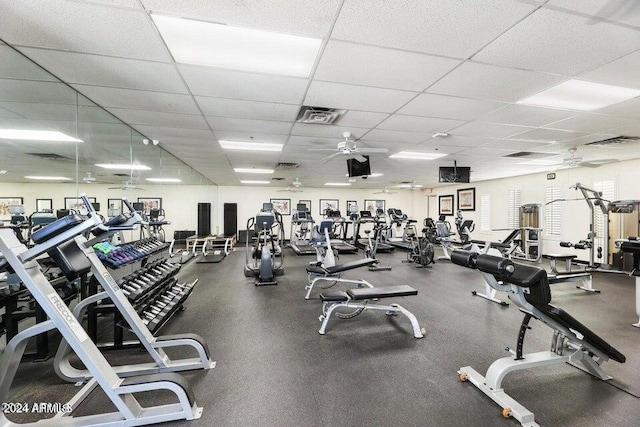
[308,132,389,162]
[398,181,423,191]
[109,176,145,191]
[373,187,398,195]
[82,172,96,184]
[278,178,303,193]
[559,147,617,169]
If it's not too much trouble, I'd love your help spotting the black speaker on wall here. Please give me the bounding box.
[197,203,211,236]
[224,203,237,237]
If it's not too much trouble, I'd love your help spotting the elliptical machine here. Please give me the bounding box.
[244,206,284,285]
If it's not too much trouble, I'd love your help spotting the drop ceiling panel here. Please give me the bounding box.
[338,111,389,128]
[0,45,58,81]
[424,135,492,148]
[19,48,188,93]
[361,129,428,144]
[579,50,640,90]
[509,128,588,143]
[140,0,341,37]
[474,8,640,75]
[72,85,200,114]
[133,125,214,141]
[412,142,467,155]
[0,102,76,121]
[195,97,299,122]
[596,96,640,118]
[206,117,291,134]
[547,0,640,27]
[398,93,505,121]
[377,115,464,134]
[543,113,633,133]
[304,81,417,113]
[314,40,461,91]
[290,124,366,139]
[212,131,289,144]
[481,139,551,151]
[108,108,209,129]
[179,65,308,104]
[451,146,520,157]
[451,122,532,139]
[332,0,536,58]
[0,107,22,119]
[427,62,566,102]
[477,104,578,127]
[0,79,77,104]
[0,0,170,61]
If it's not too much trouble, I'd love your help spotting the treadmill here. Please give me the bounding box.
[289,205,316,255]
[352,210,394,253]
[325,210,358,254]
[385,208,418,251]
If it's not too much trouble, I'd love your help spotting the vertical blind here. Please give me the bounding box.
[545,186,562,235]
[508,189,521,229]
[481,194,491,231]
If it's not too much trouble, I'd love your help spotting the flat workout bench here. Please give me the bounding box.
[318,285,424,338]
[542,253,597,292]
[305,258,377,299]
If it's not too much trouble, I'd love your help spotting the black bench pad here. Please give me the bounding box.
[543,254,578,260]
[538,304,626,363]
[470,240,511,249]
[620,242,640,254]
[347,285,417,300]
[320,291,349,302]
[306,258,376,275]
[31,214,84,244]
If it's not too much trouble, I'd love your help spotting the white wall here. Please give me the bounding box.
[428,157,640,255]
[215,186,428,240]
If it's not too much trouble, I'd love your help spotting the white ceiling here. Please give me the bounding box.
[1,0,640,189]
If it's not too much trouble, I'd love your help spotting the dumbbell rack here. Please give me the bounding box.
[85,237,194,350]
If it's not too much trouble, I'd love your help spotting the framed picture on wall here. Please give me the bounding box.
[65,197,96,213]
[137,197,162,214]
[457,188,476,211]
[364,199,385,214]
[319,199,339,215]
[0,197,24,220]
[297,200,311,213]
[347,200,358,214]
[108,198,123,217]
[439,195,454,216]
[36,198,53,212]
[270,198,291,216]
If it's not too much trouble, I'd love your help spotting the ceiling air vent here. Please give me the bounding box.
[276,162,300,169]
[584,135,640,147]
[503,152,554,159]
[296,106,345,125]
[26,153,71,161]
[271,177,285,181]
[112,173,130,177]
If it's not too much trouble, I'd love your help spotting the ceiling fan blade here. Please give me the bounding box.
[358,148,389,153]
[308,148,338,152]
[578,162,605,168]
[321,152,342,162]
[353,154,367,162]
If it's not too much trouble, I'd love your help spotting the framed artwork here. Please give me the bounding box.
[457,187,476,211]
[137,197,162,215]
[298,200,311,212]
[439,195,454,216]
[65,197,96,213]
[270,198,291,216]
[347,200,358,213]
[364,199,385,214]
[108,198,123,217]
[320,199,339,215]
[36,198,53,212]
[0,197,24,220]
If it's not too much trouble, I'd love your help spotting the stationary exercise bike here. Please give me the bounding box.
[403,225,435,268]
[244,209,284,285]
[363,223,391,271]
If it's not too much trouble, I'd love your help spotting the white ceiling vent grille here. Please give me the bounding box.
[276,162,300,169]
[584,135,640,147]
[296,106,345,125]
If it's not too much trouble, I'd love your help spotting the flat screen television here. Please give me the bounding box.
[132,202,144,212]
[296,203,307,212]
[439,166,471,183]
[347,156,371,177]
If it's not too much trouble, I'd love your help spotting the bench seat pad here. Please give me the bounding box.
[542,254,578,260]
[306,258,376,275]
[347,285,417,300]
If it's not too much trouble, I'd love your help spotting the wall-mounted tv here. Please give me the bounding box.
[347,156,371,177]
[439,166,471,183]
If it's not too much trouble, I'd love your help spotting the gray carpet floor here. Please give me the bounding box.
[4,245,640,426]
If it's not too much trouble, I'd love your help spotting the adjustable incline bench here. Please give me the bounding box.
[319,285,424,338]
[305,257,378,299]
[451,249,625,427]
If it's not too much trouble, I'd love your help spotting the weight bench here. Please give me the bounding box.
[451,250,625,427]
[305,258,377,299]
[543,253,597,292]
[318,285,424,338]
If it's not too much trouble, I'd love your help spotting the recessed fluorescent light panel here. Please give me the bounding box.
[518,159,563,166]
[219,140,283,152]
[95,163,151,171]
[344,172,384,177]
[240,180,270,184]
[389,151,447,160]
[145,178,182,183]
[0,129,83,142]
[397,183,423,188]
[152,14,322,77]
[325,182,351,186]
[24,176,72,181]
[234,168,274,174]
[518,79,640,111]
